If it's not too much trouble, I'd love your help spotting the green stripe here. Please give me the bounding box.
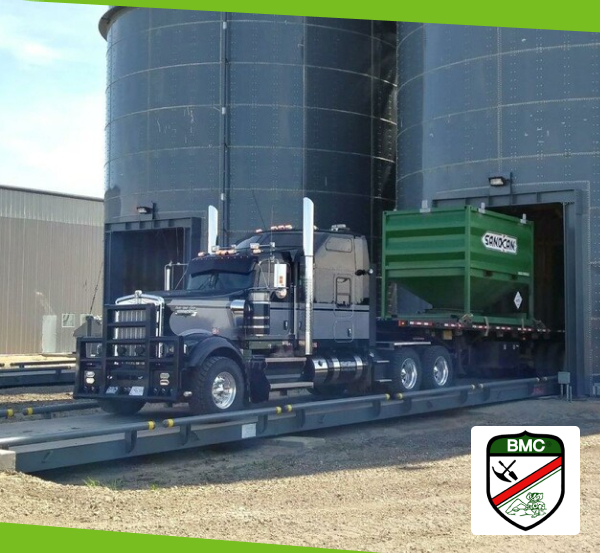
[27,1,600,34]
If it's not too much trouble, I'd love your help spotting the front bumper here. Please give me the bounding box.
[74,303,184,402]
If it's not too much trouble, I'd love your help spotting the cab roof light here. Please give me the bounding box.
[269,224,294,231]
[331,224,349,232]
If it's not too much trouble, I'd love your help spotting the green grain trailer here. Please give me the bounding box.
[378,206,563,379]
[382,206,534,326]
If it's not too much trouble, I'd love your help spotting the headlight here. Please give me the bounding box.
[85,371,95,385]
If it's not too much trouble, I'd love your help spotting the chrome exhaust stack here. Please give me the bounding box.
[207,205,219,251]
[302,197,315,356]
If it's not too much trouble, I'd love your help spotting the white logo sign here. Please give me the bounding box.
[482,232,518,254]
[472,426,580,535]
[514,292,523,309]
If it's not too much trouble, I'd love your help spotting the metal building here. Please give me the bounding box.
[397,24,600,395]
[99,7,396,301]
[0,186,103,354]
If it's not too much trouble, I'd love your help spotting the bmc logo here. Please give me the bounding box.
[472,426,580,535]
[507,439,546,452]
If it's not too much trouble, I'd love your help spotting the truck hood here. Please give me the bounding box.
[116,290,246,340]
[164,296,244,340]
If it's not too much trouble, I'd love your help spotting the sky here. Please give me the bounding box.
[0,0,107,198]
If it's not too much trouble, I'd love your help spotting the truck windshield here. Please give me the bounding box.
[187,270,255,294]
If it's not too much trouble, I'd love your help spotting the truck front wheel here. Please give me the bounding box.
[188,356,245,415]
[421,346,454,389]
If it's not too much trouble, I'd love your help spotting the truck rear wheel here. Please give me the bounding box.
[420,346,454,389]
[97,398,146,416]
[386,348,422,394]
[188,356,245,415]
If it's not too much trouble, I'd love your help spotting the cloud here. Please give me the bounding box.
[0,14,65,67]
[0,92,105,198]
[0,2,106,68]
[0,1,107,197]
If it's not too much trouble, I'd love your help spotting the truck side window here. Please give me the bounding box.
[336,276,351,307]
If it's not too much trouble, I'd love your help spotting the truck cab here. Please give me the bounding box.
[75,199,375,415]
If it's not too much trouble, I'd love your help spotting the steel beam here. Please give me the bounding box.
[0,377,557,473]
[0,368,75,389]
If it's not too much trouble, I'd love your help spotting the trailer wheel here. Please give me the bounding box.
[387,348,422,393]
[421,346,454,389]
[188,356,245,415]
[97,399,146,416]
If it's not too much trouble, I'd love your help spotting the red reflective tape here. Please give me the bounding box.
[492,456,562,506]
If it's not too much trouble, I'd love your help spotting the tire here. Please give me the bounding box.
[188,356,245,415]
[420,346,454,389]
[386,348,422,394]
[97,398,146,416]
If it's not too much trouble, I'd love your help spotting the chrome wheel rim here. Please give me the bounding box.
[433,356,449,386]
[212,371,237,409]
[400,358,418,390]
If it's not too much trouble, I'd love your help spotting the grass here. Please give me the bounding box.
[83,477,123,490]
[83,477,101,488]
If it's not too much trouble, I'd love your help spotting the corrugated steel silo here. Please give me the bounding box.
[396,24,600,394]
[101,8,396,299]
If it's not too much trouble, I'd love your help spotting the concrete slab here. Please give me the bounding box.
[0,449,16,471]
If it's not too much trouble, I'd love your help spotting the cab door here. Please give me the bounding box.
[333,274,354,343]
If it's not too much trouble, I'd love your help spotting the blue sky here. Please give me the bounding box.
[0,1,107,198]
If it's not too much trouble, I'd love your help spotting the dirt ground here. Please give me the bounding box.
[0,393,598,552]
[0,386,75,413]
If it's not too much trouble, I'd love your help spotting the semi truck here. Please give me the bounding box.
[74,198,562,415]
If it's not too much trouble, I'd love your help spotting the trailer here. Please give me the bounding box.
[74,199,562,415]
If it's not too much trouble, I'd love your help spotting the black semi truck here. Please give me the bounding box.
[75,198,562,415]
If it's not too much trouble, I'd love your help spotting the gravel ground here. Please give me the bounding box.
[0,386,77,418]
[0,354,74,366]
[0,395,598,552]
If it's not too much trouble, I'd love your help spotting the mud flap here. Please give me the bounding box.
[249,357,271,403]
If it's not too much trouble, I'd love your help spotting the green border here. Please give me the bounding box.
[0,522,337,550]
[26,0,600,33]
[5,0,583,550]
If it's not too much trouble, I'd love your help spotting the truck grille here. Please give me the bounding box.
[112,293,164,357]
[113,308,148,357]
[76,298,181,400]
